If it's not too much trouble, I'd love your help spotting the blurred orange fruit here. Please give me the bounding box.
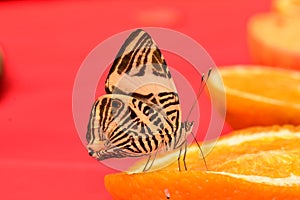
[247,13,300,70]
[210,65,300,129]
[272,0,300,17]
[105,126,300,200]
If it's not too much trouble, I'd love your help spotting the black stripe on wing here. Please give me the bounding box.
[105,29,172,94]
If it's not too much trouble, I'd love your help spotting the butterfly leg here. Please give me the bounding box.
[143,142,163,172]
[182,139,188,171]
[177,139,188,171]
[191,132,208,170]
[177,147,182,171]
[143,154,152,172]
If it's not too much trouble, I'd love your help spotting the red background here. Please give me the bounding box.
[0,1,271,199]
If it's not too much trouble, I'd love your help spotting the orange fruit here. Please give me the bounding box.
[272,0,300,18]
[209,65,300,129]
[247,13,300,70]
[105,126,300,200]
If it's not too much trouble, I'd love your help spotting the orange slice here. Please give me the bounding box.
[272,0,300,18]
[209,65,300,129]
[247,13,300,70]
[105,126,300,200]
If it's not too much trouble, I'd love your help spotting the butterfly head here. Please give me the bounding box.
[183,121,194,135]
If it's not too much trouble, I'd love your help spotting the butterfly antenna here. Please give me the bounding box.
[185,68,212,171]
[186,68,212,122]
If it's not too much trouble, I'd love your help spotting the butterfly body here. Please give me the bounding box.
[86,29,193,165]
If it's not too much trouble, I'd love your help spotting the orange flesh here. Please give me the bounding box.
[105,126,300,200]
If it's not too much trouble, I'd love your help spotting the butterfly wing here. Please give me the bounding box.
[104,29,182,133]
[87,94,181,160]
[87,29,190,161]
[105,29,177,96]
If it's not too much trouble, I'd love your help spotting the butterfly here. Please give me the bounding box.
[86,29,196,171]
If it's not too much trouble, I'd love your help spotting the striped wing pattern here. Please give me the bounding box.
[105,29,174,95]
[86,29,193,161]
